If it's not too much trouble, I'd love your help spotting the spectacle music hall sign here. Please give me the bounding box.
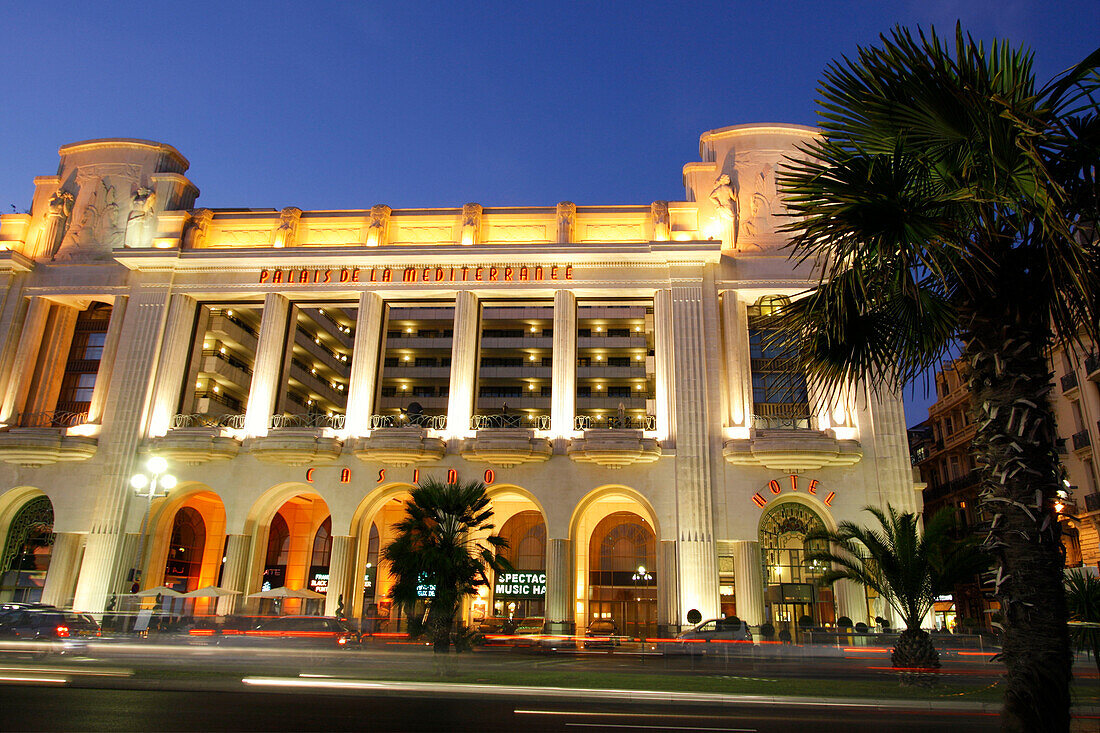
[259,265,575,284]
[494,572,546,600]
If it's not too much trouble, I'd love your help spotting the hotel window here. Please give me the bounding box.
[275,302,357,422]
[377,304,455,423]
[747,295,810,429]
[475,302,552,427]
[179,303,263,422]
[54,302,112,419]
[576,301,655,429]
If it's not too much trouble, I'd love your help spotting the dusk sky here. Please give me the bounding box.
[3,0,1097,425]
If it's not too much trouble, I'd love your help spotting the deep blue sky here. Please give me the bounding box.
[3,0,1097,425]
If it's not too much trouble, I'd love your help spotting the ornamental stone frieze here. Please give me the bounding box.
[148,428,240,465]
[722,429,862,472]
[247,428,342,466]
[0,428,97,467]
[567,429,661,469]
[460,429,552,468]
[349,427,445,467]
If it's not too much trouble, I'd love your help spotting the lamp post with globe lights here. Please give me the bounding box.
[128,456,176,592]
[632,564,652,659]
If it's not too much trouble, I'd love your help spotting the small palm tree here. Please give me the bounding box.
[806,505,989,670]
[383,478,510,653]
[1064,569,1100,675]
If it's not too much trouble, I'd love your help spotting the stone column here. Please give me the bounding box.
[732,540,764,626]
[41,532,84,608]
[243,293,290,437]
[86,297,129,424]
[0,276,28,416]
[446,291,479,436]
[834,578,868,625]
[719,290,753,430]
[656,540,680,633]
[72,288,174,613]
[669,282,720,622]
[0,297,51,423]
[550,290,576,438]
[344,292,385,437]
[217,534,251,615]
[22,303,79,417]
[544,538,573,633]
[324,536,354,618]
[653,289,674,441]
[866,384,919,513]
[145,294,197,436]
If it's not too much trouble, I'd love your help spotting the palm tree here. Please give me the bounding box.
[773,25,1100,730]
[806,505,988,669]
[383,478,510,653]
[1064,569,1100,675]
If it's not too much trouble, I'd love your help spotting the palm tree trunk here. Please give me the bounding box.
[965,303,1072,732]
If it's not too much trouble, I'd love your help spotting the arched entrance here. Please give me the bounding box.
[0,495,54,603]
[587,511,656,639]
[149,489,227,616]
[759,501,835,639]
[490,510,546,629]
[256,492,331,615]
[354,489,412,631]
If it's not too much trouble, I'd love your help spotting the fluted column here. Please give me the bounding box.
[0,297,51,423]
[324,536,354,617]
[217,534,251,615]
[544,538,573,633]
[834,578,868,625]
[344,293,384,436]
[732,540,764,626]
[86,297,129,424]
[719,290,752,431]
[657,539,679,632]
[41,532,84,608]
[446,291,479,436]
[22,303,78,416]
[550,290,576,438]
[145,295,197,436]
[653,290,674,441]
[866,384,919,513]
[0,276,28,416]
[243,293,290,437]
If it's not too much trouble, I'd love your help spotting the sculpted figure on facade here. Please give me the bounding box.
[556,201,576,243]
[183,208,214,249]
[124,187,157,248]
[461,203,482,246]
[365,204,391,247]
[42,189,74,258]
[273,207,302,248]
[58,178,125,259]
[650,200,670,241]
[708,174,739,248]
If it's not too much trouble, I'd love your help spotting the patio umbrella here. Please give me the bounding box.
[130,586,184,597]
[181,586,241,598]
[248,586,326,599]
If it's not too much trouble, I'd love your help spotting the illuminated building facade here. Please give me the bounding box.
[0,126,920,636]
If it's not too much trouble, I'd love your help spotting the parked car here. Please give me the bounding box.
[0,607,100,655]
[673,617,751,653]
[226,615,360,648]
[583,620,620,648]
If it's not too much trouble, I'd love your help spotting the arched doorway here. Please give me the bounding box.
[492,510,546,628]
[150,490,227,616]
[358,492,411,632]
[257,493,330,615]
[759,501,835,639]
[588,511,656,639]
[0,496,54,603]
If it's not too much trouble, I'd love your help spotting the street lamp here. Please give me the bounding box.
[632,564,653,659]
[128,456,176,591]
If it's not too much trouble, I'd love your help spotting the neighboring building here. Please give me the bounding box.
[0,126,920,638]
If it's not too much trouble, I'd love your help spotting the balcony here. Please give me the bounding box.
[350,424,445,467]
[249,415,344,465]
[575,415,656,431]
[922,471,980,503]
[568,429,661,469]
[382,365,451,379]
[576,365,647,379]
[481,336,552,349]
[723,429,862,472]
[1084,492,1100,513]
[207,314,258,352]
[1072,429,1091,454]
[151,414,243,464]
[478,366,551,379]
[461,428,552,467]
[0,411,97,467]
[1062,372,1080,396]
[1087,353,1100,381]
[578,335,647,349]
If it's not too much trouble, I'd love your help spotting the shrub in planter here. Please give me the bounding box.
[855,622,869,633]
[778,629,792,643]
[798,615,814,629]
[759,622,775,639]
[686,609,702,625]
[836,616,853,628]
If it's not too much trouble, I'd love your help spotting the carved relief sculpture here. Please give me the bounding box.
[58,178,126,259]
[556,201,576,243]
[42,189,74,258]
[460,203,482,246]
[272,207,302,248]
[123,187,157,248]
[365,204,391,246]
[650,200,670,241]
[708,174,739,248]
[183,209,214,249]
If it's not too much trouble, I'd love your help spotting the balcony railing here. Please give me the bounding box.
[172,413,246,429]
[471,414,551,430]
[369,414,447,430]
[575,414,656,430]
[751,402,813,430]
[1087,353,1100,377]
[14,410,88,428]
[269,413,345,430]
[1085,493,1100,513]
[1062,372,1080,392]
[1072,429,1091,451]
